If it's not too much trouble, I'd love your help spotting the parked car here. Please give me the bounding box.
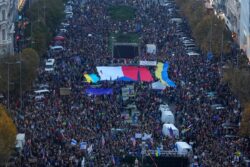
[59,28,67,33]
[186,52,200,56]
[61,22,70,27]
[49,45,64,52]
[65,11,73,19]
[45,59,55,72]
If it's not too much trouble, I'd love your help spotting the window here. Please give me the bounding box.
[2,10,6,21]
[243,34,247,45]
[2,29,6,40]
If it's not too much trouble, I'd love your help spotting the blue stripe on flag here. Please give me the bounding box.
[71,139,77,145]
[89,74,100,83]
[162,63,176,87]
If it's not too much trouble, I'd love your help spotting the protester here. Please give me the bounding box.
[6,0,249,166]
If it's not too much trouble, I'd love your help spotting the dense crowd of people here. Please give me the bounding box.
[4,0,250,166]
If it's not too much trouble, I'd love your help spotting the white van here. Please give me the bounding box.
[16,133,25,151]
[34,89,50,101]
[65,11,73,19]
[161,110,175,124]
[50,45,64,52]
[184,43,196,48]
[65,5,72,12]
[45,59,55,72]
[187,52,200,56]
[162,123,179,138]
[161,3,172,7]
[182,40,195,44]
[61,22,70,27]
[170,18,183,24]
[34,94,45,101]
[59,28,67,33]
[175,142,193,156]
[34,89,50,94]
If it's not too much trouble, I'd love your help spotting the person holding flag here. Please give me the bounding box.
[101,135,105,147]
[111,155,116,165]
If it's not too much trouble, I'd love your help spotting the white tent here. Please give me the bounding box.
[161,110,175,124]
[175,141,192,155]
[152,81,166,90]
[162,124,179,138]
[146,44,156,54]
[159,104,170,112]
[16,133,25,150]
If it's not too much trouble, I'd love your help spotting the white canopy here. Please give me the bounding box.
[162,124,179,138]
[161,110,175,124]
[146,44,156,54]
[16,133,25,149]
[152,81,166,90]
[175,141,192,155]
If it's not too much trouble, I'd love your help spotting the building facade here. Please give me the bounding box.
[224,0,240,36]
[212,0,250,59]
[0,0,17,57]
[239,0,250,59]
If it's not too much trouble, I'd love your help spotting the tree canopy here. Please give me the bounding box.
[176,0,232,57]
[25,0,65,55]
[0,48,39,92]
[0,105,17,165]
[222,66,250,104]
[222,64,250,136]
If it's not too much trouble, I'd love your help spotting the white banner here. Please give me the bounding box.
[142,133,152,140]
[146,44,156,54]
[80,142,87,150]
[139,61,157,66]
[135,133,142,139]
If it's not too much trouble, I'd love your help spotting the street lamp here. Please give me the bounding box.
[141,141,146,166]
[220,27,224,64]
[19,55,22,113]
[5,61,21,111]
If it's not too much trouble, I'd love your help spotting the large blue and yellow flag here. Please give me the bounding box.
[155,62,176,87]
[84,74,100,83]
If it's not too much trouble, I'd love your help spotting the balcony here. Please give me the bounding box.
[0,0,7,6]
[0,39,12,46]
[0,19,7,26]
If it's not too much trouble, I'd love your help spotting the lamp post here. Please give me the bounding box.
[19,54,22,113]
[7,63,9,111]
[209,17,213,53]
[5,61,21,111]
[220,27,224,64]
[236,48,239,69]
[141,141,146,166]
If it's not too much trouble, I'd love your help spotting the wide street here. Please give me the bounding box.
[7,0,249,166]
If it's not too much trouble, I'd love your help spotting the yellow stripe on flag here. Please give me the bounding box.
[155,62,168,85]
[84,74,92,83]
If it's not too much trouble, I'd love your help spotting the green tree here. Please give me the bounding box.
[0,55,20,92]
[31,21,50,54]
[0,48,39,92]
[175,0,232,57]
[222,66,250,103]
[20,48,40,90]
[25,0,65,55]
[44,0,65,32]
[0,105,17,165]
